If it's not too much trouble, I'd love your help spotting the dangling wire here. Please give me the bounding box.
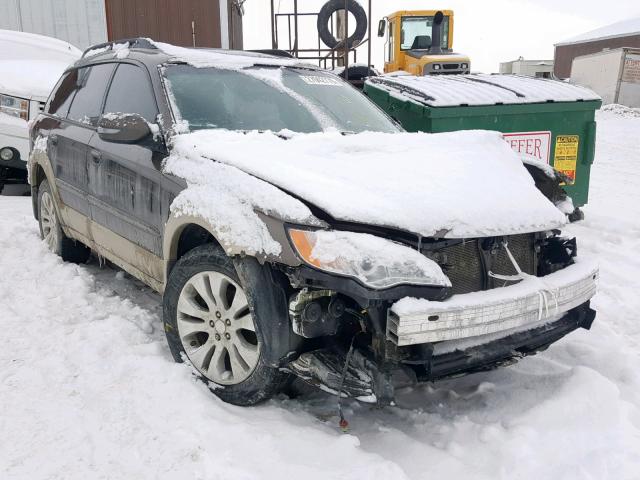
[337,335,357,432]
[336,311,368,431]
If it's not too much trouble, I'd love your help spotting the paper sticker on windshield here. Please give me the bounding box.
[300,75,344,86]
[553,135,579,184]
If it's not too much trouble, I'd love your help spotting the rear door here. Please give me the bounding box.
[46,64,115,220]
[88,62,166,260]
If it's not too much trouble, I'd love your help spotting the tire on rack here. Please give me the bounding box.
[163,243,295,406]
[37,179,91,263]
[317,0,368,49]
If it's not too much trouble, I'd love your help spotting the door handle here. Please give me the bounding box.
[49,134,58,146]
[90,149,102,163]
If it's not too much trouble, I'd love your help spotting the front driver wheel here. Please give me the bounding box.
[163,244,290,405]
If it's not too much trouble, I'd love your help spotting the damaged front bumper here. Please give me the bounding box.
[388,261,598,346]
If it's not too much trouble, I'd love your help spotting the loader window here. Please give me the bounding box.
[401,16,449,50]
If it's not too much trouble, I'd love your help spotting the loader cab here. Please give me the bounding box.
[380,10,470,76]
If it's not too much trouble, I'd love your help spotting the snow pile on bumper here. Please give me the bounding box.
[390,260,598,345]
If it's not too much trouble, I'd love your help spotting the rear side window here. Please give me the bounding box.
[48,70,78,118]
[67,63,116,126]
[103,64,158,123]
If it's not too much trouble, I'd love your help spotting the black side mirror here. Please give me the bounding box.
[97,113,152,143]
[377,19,386,37]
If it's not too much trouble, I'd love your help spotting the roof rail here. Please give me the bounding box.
[81,38,157,58]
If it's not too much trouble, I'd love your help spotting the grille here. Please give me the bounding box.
[430,234,536,295]
[442,63,460,70]
[492,234,535,276]
[438,240,484,295]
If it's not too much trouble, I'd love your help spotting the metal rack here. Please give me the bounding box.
[269,0,373,81]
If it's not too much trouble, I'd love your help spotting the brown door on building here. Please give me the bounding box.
[105,0,224,48]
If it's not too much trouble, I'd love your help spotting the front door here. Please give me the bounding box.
[88,62,166,271]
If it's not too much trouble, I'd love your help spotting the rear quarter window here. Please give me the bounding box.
[47,70,77,118]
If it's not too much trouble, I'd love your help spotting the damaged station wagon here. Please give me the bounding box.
[29,39,598,406]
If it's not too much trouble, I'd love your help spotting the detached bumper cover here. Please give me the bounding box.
[389,261,598,346]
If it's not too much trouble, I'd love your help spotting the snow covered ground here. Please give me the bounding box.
[1,109,639,479]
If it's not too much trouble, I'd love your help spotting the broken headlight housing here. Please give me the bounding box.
[287,228,451,289]
[0,94,29,121]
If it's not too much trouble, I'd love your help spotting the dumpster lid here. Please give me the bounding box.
[365,74,601,107]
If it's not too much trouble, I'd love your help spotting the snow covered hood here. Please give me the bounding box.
[169,129,567,239]
[0,30,80,99]
[366,74,600,107]
[0,60,72,100]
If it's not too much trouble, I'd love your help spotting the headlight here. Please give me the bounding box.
[288,228,451,289]
[433,64,441,70]
[461,63,469,69]
[0,94,29,121]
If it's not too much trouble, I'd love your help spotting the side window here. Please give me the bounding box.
[103,64,159,123]
[47,70,78,118]
[67,63,116,126]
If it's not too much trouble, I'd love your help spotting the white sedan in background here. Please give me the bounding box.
[0,29,80,192]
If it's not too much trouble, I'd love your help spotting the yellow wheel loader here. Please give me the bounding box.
[378,10,470,75]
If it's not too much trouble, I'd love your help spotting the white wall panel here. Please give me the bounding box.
[0,0,108,49]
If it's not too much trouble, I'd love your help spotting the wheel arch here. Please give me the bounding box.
[30,162,47,219]
[163,215,226,283]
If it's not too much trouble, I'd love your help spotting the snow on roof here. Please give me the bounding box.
[168,129,567,241]
[366,74,600,107]
[556,17,640,46]
[0,60,74,100]
[0,29,80,62]
[0,30,80,99]
[152,41,317,70]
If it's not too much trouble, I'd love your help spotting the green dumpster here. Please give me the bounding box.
[364,74,601,207]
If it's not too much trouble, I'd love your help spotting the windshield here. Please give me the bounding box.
[162,65,399,133]
[401,16,450,50]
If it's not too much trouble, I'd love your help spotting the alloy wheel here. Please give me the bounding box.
[177,271,260,385]
[40,191,59,252]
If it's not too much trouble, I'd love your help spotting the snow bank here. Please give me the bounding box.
[601,103,640,118]
[366,74,600,107]
[163,141,319,256]
[170,129,567,239]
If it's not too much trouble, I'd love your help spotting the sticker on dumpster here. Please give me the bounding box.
[503,131,551,164]
[553,135,579,184]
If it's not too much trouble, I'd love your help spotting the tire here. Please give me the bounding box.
[37,179,91,263]
[163,244,292,406]
[317,0,368,49]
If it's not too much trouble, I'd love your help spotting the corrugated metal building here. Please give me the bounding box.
[554,17,640,79]
[0,0,243,50]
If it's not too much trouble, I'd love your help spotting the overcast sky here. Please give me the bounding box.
[241,0,640,73]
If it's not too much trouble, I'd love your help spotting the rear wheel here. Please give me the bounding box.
[163,244,290,405]
[37,179,90,263]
